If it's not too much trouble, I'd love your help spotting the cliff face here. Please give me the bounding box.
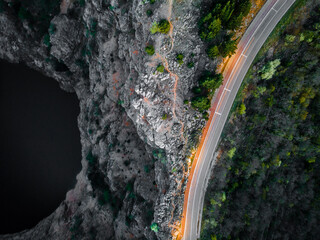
[0,0,211,239]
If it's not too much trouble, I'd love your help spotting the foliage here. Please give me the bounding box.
[157,64,165,72]
[146,9,153,17]
[187,62,194,68]
[199,0,252,58]
[176,54,184,65]
[150,19,170,34]
[150,222,159,232]
[199,17,221,41]
[285,34,296,43]
[162,113,168,120]
[201,4,320,240]
[191,96,211,112]
[207,45,219,59]
[145,45,155,55]
[259,59,281,80]
[199,72,223,90]
[191,71,223,114]
[219,35,237,57]
[150,0,155,4]
[238,103,246,115]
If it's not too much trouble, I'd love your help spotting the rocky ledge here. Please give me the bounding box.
[0,0,214,239]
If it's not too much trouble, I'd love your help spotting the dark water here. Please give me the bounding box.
[0,61,81,234]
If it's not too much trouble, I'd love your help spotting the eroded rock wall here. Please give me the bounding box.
[0,0,211,239]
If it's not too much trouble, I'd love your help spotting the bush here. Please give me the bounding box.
[199,72,223,90]
[150,223,159,232]
[187,62,195,68]
[238,103,246,115]
[219,35,237,57]
[199,17,222,41]
[150,19,170,34]
[176,54,184,65]
[158,19,170,34]
[145,45,155,55]
[207,45,219,59]
[150,0,156,4]
[157,64,165,72]
[146,9,153,17]
[285,34,296,43]
[162,113,168,120]
[259,59,281,80]
[191,96,211,112]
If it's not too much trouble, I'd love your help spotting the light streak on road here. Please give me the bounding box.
[180,0,296,239]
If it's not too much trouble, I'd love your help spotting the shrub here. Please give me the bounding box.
[150,19,170,34]
[157,64,165,72]
[285,34,296,43]
[184,100,189,104]
[191,96,211,112]
[145,45,155,55]
[238,103,246,115]
[176,54,184,65]
[199,17,222,41]
[199,72,223,90]
[207,45,219,59]
[146,9,153,17]
[158,19,170,34]
[187,62,194,68]
[150,0,156,4]
[150,223,159,232]
[259,59,281,80]
[219,36,237,57]
[162,113,168,120]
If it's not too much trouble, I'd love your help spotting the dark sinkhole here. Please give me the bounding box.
[0,61,81,234]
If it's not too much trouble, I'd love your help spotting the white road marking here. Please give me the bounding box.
[224,88,231,92]
[215,112,222,116]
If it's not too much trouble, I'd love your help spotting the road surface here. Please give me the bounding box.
[182,0,296,239]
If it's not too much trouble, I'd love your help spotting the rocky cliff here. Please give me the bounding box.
[0,0,212,239]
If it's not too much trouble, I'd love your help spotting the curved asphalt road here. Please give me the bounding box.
[182,0,296,239]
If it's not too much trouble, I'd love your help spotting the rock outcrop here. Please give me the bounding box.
[0,0,212,239]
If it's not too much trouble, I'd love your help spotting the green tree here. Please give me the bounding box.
[199,73,223,90]
[259,59,281,80]
[219,36,237,57]
[150,223,159,232]
[238,103,246,115]
[157,64,165,72]
[207,45,220,59]
[191,96,211,112]
[145,45,155,55]
[158,19,170,34]
[176,54,184,65]
[285,34,296,43]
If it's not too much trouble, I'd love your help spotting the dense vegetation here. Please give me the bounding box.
[199,0,251,58]
[201,2,320,240]
[191,71,223,114]
[190,0,252,115]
